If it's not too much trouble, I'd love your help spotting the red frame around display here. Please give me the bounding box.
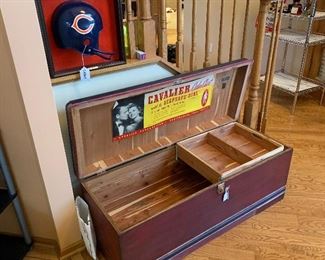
[35,0,125,78]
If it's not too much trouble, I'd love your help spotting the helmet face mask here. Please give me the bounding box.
[52,1,114,59]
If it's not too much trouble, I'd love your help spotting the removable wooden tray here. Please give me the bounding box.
[177,122,284,182]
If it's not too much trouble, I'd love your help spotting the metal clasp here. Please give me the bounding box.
[217,182,230,202]
[223,186,230,202]
[217,182,225,194]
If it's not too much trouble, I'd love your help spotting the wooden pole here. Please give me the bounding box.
[241,0,250,58]
[218,0,224,64]
[126,0,137,59]
[176,0,183,70]
[138,0,156,57]
[136,0,141,18]
[261,0,284,133]
[229,0,236,61]
[158,0,167,59]
[258,0,284,133]
[203,0,212,68]
[243,0,271,129]
[151,0,160,46]
[190,0,197,71]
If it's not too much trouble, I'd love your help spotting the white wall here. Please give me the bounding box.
[0,8,57,241]
[0,2,80,251]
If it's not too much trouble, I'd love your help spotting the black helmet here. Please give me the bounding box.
[52,1,114,59]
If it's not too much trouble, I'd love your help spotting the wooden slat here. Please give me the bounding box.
[207,133,253,163]
[233,123,281,151]
[138,0,156,57]
[158,0,167,59]
[203,0,212,68]
[103,169,189,211]
[230,0,237,61]
[70,108,87,177]
[257,1,283,133]
[85,147,176,193]
[219,0,235,63]
[218,0,224,64]
[228,65,250,120]
[126,0,137,59]
[190,0,197,71]
[177,143,222,183]
[243,0,272,129]
[176,0,183,70]
[108,168,209,231]
[241,0,250,58]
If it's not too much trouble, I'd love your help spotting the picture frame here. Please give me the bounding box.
[35,0,126,78]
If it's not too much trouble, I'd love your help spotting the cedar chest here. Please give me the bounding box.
[67,59,292,259]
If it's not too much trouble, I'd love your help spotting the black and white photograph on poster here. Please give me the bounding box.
[112,95,144,139]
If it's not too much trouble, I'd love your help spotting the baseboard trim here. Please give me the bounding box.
[27,236,85,259]
[32,236,58,247]
[59,240,85,259]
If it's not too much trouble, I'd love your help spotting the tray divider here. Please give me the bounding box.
[177,144,223,183]
[206,133,254,164]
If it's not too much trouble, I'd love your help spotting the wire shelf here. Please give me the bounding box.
[265,30,325,46]
[261,72,323,96]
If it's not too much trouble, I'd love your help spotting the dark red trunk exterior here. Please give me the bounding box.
[83,147,292,260]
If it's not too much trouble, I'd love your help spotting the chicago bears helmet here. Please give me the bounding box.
[52,1,114,59]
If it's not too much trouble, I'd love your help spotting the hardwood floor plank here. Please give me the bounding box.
[188,245,256,260]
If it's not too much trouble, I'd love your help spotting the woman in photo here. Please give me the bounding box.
[125,103,143,133]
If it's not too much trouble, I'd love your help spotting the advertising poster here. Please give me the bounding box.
[112,74,215,141]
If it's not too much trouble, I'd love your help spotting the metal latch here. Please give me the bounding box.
[217,182,225,194]
[217,182,230,202]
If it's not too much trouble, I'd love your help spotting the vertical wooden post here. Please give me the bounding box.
[136,0,141,18]
[243,0,271,129]
[218,0,224,64]
[151,0,160,43]
[138,0,156,57]
[126,0,137,59]
[190,0,197,71]
[203,0,212,68]
[229,0,236,61]
[241,0,250,58]
[158,0,167,59]
[176,0,183,70]
[258,0,284,133]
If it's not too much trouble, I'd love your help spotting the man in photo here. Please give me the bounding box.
[112,105,129,137]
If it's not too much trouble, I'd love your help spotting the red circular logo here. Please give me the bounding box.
[201,90,209,106]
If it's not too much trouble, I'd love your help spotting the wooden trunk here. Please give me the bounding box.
[67,59,292,260]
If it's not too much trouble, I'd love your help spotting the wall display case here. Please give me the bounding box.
[262,0,325,113]
[67,59,292,259]
[35,0,126,78]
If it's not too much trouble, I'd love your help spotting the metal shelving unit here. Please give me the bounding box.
[0,140,32,258]
[266,30,325,46]
[262,0,325,113]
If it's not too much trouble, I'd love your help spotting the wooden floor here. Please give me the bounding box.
[25,91,325,259]
[186,92,325,260]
